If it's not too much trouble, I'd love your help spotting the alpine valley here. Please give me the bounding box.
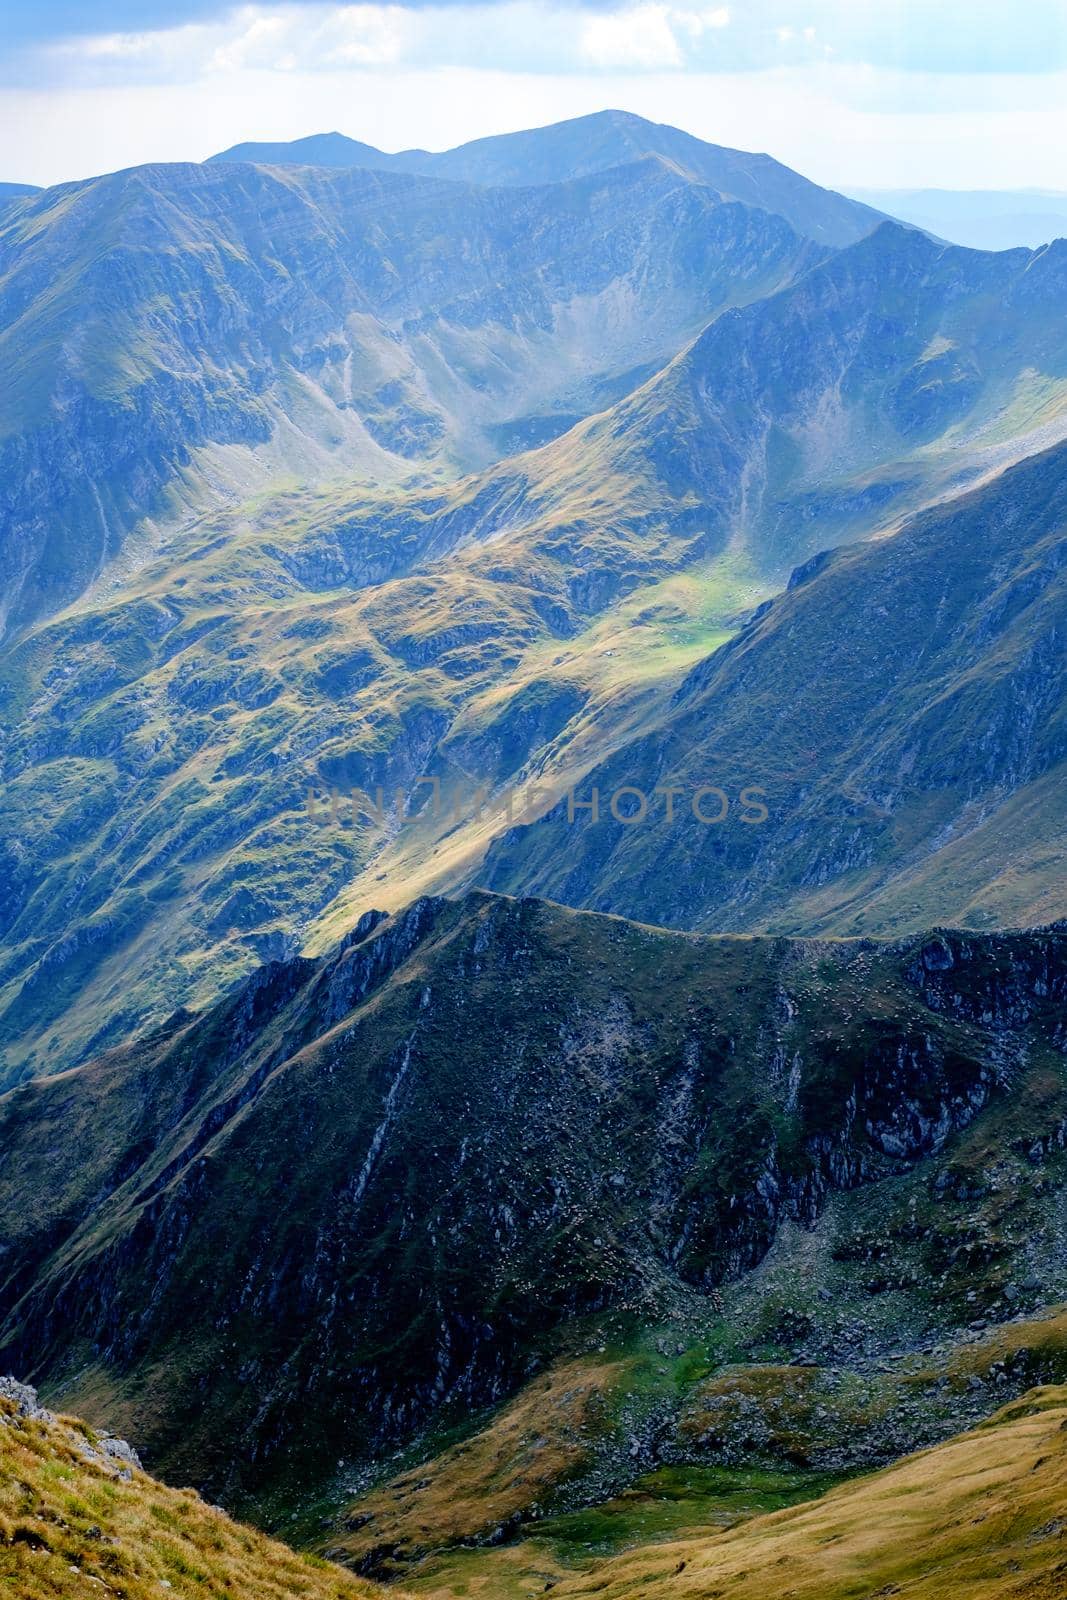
[0,111,1065,1600]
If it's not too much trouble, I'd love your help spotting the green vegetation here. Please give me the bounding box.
[0,893,1063,1537]
[482,437,1067,938]
[0,1389,397,1600]
[547,1385,1067,1600]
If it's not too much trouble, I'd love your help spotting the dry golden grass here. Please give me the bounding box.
[335,1356,632,1568]
[548,1385,1067,1600]
[0,1396,399,1600]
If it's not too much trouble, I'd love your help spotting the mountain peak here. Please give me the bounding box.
[208,129,389,167]
[207,111,884,244]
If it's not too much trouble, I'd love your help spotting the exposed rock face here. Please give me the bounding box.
[0,1374,141,1475]
[0,891,1061,1508]
[0,1375,53,1422]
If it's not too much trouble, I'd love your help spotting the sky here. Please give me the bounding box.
[3,0,1067,192]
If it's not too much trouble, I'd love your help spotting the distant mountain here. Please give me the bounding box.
[5,206,1067,1078]
[0,152,819,636]
[209,130,394,170]
[481,439,1067,935]
[286,215,1067,599]
[852,185,1067,250]
[1,890,1063,1515]
[0,182,40,200]
[210,110,889,246]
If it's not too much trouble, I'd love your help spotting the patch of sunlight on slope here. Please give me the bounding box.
[304,550,773,954]
[547,1385,1067,1600]
[0,1392,402,1600]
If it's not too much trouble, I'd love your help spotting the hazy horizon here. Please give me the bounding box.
[4,1,1067,191]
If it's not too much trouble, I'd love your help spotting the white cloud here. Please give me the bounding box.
[37,3,731,85]
[312,5,411,66]
[579,3,730,69]
[580,6,684,69]
[673,7,731,38]
[47,5,414,82]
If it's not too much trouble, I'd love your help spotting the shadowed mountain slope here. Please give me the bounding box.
[0,891,1063,1518]
[480,438,1067,935]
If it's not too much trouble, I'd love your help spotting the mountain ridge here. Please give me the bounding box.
[479,435,1067,935]
[1,889,1064,1517]
[0,147,823,638]
[208,110,889,246]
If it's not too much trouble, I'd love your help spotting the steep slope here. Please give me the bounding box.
[0,1379,396,1600]
[547,1387,1067,1600]
[457,220,1067,580]
[4,212,1067,1079]
[481,437,1067,935]
[269,218,1067,610]
[330,1029,1067,1588]
[210,111,887,246]
[0,152,816,634]
[0,891,1063,1520]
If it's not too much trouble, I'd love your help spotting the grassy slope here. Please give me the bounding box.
[480,435,1067,938]
[549,1385,1067,1600]
[0,493,769,1084]
[5,216,1067,1078]
[0,1392,396,1600]
[332,1079,1067,1592]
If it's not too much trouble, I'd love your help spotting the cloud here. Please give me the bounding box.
[23,2,743,88]
[2,0,623,49]
[579,4,731,69]
[580,6,683,69]
[205,5,411,72]
[10,0,1067,90]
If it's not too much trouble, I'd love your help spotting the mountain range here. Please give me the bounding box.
[1,118,1066,1082]
[209,111,887,246]
[1,146,820,636]
[2,893,1065,1527]
[1,107,1066,1600]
